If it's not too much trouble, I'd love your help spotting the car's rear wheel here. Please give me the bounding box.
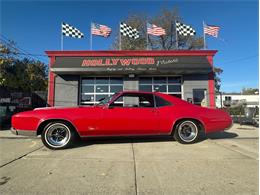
[41,121,75,149]
[174,120,200,144]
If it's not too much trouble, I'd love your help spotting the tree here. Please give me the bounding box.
[242,87,259,95]
[111,7,222,93]
[111,8,204,50]
[0,41,47,92]
[213,67,223,93]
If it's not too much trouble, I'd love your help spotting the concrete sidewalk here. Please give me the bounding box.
[0,124,258,194]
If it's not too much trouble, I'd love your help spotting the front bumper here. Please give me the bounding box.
[11,127,37,136]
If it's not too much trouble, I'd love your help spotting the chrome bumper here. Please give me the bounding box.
[11,127,37,136]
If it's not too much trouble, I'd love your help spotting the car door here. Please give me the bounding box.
[98,93,160,136]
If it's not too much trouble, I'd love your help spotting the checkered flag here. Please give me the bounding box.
[176,21,196,36]
[120,22,139,39]
[62,22,84,38]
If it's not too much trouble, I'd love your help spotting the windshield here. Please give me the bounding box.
[96,93,118,106]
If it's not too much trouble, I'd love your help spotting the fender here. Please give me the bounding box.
[36,115,79,133]
[170,116,206,134]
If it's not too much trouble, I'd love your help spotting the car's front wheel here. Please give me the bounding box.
[173,120,200,144]
[41,121,75,149]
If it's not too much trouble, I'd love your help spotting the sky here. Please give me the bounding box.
[1,0,259,93]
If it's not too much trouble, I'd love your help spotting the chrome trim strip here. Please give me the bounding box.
[79,133,170,138]
[11,127,37,136]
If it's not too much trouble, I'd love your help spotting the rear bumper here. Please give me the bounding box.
[11,127,37,136]
[225,119,234,130]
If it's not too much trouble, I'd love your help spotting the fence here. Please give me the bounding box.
[0,87,47,129]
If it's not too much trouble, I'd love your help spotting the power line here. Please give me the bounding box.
[221,54,258,65]
[0,34,48,62]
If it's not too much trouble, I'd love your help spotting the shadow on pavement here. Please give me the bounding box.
[205,131,238,140]
[71,135,175,149]
[70,131,238,149]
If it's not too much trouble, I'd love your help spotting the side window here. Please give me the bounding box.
[110,94,155,108]
[155,95,171,107]
[139,94,154,108]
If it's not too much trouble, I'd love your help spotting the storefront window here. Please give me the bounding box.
[110,77,123,84]
[139,76,182,98]
[154,77,166,84]
[82,85,94,93]
[110,85,123,93]
[154,85,167,92]
[168,77,181,84]
[96,77,109,84]
[82,78,94,85]
[139,77,152,84]
[96,94,109,102]
[81,77,123,105]
[96,85,109,93]
[168,85,181,93]
[139,85,152,92]
[81,94,94,102]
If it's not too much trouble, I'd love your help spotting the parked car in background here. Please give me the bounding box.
[11,91,233,149]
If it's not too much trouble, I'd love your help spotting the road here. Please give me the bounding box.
[0,124,258,195]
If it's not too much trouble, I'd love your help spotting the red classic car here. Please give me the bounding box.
[11,91,232,149]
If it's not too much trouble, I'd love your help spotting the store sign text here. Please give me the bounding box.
[81,58,155,67]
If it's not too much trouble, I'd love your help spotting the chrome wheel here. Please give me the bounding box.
[44,123,71,148]
[178,121,198,142]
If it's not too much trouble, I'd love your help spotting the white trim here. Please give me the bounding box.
[138,75,182,96]
[80,76,124,105]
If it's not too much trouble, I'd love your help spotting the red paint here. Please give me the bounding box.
[46,50,217,57]
[207,55,216,108]
[46,50,217,108]
[47,56,55,106]
[12,92,232,137]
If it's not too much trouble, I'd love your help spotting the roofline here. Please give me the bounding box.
[45,50,217,57]
[217,94,259,96]
[120,90,154,94]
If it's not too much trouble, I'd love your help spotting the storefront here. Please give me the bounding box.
[46,50,217,108]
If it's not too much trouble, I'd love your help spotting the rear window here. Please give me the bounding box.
[155,95,172,107]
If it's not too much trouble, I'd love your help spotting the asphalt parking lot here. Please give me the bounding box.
[0,124,258,195]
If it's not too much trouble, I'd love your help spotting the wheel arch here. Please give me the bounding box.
[37,118,79,136]
[171,118,205,135]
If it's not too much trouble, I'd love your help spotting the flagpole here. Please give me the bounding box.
[90,22,93,50]
[61,23,63,51]
[146,22,149,50]
[119,22,121,50]
[203,21,206,50]
[175,20,178,49]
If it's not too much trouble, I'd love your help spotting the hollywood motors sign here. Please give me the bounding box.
[81,57,156,67]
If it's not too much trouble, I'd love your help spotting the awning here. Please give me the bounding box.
[51,56,212,75]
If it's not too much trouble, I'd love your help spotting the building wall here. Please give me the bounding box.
[54,75,79,106]
[123,77,139,105]
[53,74,211,107]
[183,74,209,105]
[216,94,259,108]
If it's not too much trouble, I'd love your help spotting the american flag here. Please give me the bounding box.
[204,24,220,37]
[147,23,166,36]
[91,23,112,37]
